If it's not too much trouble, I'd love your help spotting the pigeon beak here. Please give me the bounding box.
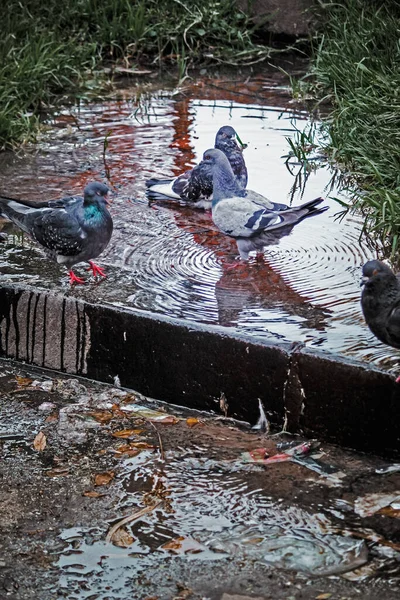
[360,276,368,287]
[235,132,248,151]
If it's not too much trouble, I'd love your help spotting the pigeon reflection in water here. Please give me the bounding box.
[168,208,330,335]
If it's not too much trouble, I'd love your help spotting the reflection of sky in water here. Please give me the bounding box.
[0,85,397,372]
[56,449,367,598]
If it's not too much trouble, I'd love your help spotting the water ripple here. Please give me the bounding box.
[0,79,397,372]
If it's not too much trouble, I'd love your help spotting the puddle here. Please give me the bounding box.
[2,358,400,599]
[57,447,370,598]
[0,74,398,373]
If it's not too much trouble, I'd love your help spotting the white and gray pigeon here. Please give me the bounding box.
[202,148,328,260]
[361,259,400,350]
[146,125,248,209]
[0,181,113,285]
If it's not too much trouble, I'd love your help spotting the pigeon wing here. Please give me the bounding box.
[386,302,400,347]
[173,164,212,201]
[213,196,281,238]
[245,190,288,212]
[31,208,85,257]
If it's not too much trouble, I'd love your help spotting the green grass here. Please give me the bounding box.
[0,0,274,148]
[291,0,400,256]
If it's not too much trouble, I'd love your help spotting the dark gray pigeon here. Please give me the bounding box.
[146,125,248,209]
[361,259,400,349]
[0,181,113,285]
[202,148,328,260]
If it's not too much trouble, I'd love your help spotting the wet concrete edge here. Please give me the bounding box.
[1,283,399,457]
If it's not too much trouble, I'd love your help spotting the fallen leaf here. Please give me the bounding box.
[110,404,126,418]
[129,442,155,449]
[242,537,264,545]
[316,594,332,599]
[88,411,114,423]
[15,376,33,387]
[161,536,205,555]
[161,536,185,550]
[83,490,104,498]
[33,431,47,451]
[110,526,134,548]
[112,429,140,438]
[120,394,137,404]
[94,471,115,486]
[186,417,201,428]
[115,448,141,458]
[377,506,400,518]
[45,413,58,422]
[46,467,69,477]
[149,415,179,425]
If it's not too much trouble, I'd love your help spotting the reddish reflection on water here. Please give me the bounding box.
[0,72,397,371]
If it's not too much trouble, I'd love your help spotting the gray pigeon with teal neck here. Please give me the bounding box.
[202,148,328,260]
[361,259,400,350]
[146,125,248,209]
[0,181,113,284]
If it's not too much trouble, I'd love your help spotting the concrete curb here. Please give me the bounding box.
[1,283,399,457]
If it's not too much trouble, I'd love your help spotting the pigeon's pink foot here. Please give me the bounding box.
[395,375,400,384]
[88,261,107,278]
[69,270,85,285]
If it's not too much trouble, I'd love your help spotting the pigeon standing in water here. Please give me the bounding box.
[0,182,113,285]
[146,125,248,209]
[361,260,400,349]
[202,148,328,260]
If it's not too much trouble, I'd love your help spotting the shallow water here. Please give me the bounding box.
[0,74,398,372]
[57,447,369,599]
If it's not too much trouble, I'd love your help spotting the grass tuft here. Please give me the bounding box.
[0,0,274,148]
[291,0,400,256]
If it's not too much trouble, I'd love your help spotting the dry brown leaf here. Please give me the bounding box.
[115,448,141,458]
[83,490,105,498]
[316,594,332,600]
[129,442,155,449]
[161,536,205,555]
[88,411,114,423]
[94,471,115,486]
[46,467,69,477]
[45,413,58,423]
[149,416,179,425]
[377,506,400,518]
[112,429,140,438]
[115,444,134,453]
[120,394,137,404]
[186,417,201,428]
[15,376,33,387]
[161,536,185,550]
[33,431,47,451]
[110,526,134,548]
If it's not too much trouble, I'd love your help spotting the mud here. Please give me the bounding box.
[1,357,400,599]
